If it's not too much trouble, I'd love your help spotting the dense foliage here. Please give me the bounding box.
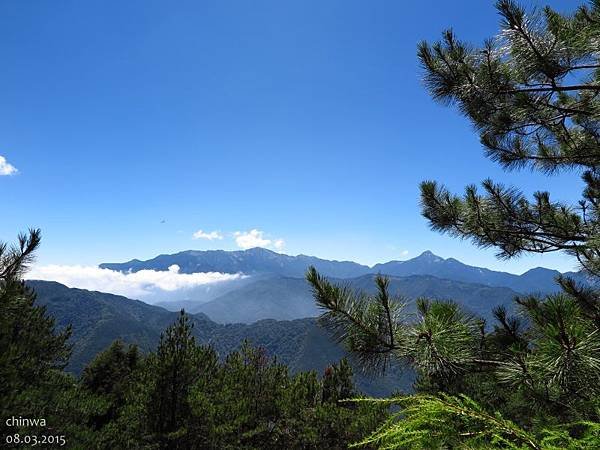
[307,268,600,447]
[0,230,77,440]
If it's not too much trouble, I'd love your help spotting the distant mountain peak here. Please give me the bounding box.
[245,247,272,252]
[522,266,559,274]
[243,247,277,255]
[415,250,444,262]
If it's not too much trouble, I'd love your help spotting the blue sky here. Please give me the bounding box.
[0,0,583,274]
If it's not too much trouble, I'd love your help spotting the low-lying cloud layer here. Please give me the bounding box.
[27,264,244,299]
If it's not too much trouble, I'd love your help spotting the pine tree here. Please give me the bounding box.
[322,358,355,404]
[81,340,141,427]
[417,0,600,274]
[0,229,72,430]
[415,0,600,421]
[144,310,207,448]
[211,341,291,448]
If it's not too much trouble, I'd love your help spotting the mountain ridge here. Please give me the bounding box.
[179,273,522,324]
[100,247,371,279]
[100,248,585,295]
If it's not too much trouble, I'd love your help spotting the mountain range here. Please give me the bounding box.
[372,251,585,294]
[99,248,586,324]
[101,248,584,294]
[100,247,371,279]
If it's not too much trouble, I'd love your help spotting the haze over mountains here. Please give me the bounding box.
[96,248,587,324]
[187,274,522,325]
[101,247,583,292]
[100,247,372,279]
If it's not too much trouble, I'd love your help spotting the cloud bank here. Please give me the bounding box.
[234,229,285,250]
[0,156,17,175]
[27,264,244,299]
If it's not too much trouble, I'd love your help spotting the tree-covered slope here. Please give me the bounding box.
[29,280,412,396]
[29,280,192,374]
[191,276,317,322]
[189,273,521,324]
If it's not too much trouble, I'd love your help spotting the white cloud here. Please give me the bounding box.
[27,264,244,299]
[234,229,270,249]
[401,250,409,256]
[234,229,284,250]
[192,229,223,240]
[0,156,17,175]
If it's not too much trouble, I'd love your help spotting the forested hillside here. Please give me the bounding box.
[29,280,412,397]
[184,273,521,324]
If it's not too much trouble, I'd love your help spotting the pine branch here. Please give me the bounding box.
[0,228,42,280]
[306,267,407,373]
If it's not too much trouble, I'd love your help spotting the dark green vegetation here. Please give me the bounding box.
[308,269,600,448]
[305,1,600,447]
[1,231,388,449]
[0,230,73,437]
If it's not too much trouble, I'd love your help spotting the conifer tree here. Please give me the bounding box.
[81,340,141,427]
[415,1,600,418]
[417,0,600,275]
[0,229,71,428]
[322,358,355,404]
[144,310,206,448]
